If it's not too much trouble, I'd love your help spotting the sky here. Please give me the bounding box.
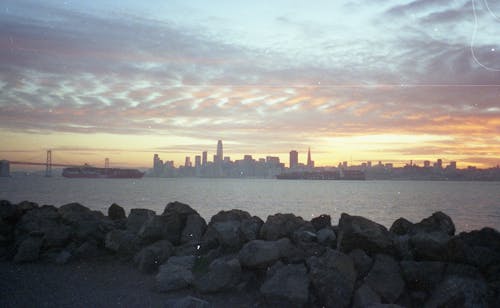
[0,0,499,168]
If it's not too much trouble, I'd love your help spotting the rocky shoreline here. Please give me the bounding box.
[1,200,499,307]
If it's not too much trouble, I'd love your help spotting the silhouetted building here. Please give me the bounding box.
[290,150,298,168]
[0,160,10,177]
[216,140,223,162]
[153,154,164,176]
[195,155,201,168]
[424,160,431,168]
[185,156,192,168]
[202,151,207,166]
[307,147,313,168]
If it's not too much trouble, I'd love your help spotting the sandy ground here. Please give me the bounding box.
[0,258,260,308]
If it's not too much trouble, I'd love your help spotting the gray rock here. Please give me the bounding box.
[55,250,72,264]
[127,208,155,233]
[414,211,455,236]
[238,238,293,268]
[353,284,381,308]
[73,241,105,259]
[410,231,450,261]
[209,209,251,224]
[260,263,310,306]
[0,200,18,223]
[162,201,197,220]
[156,255,196,292]
[260,213,306,241]
[307,248,356,308]
[59,203,110,241]
[365,254,405,303]
[240,216,263,241]
[349,249,373,280]
[393,234,413,260]
[108,203,126,220]
[181,214,206,244]
[400,261,445,292]
[164,296,210,308]
[337,213,394,255]
[213,221,243,249]
[42,223,72,248]
[425,276,488,308]
[311,214,331,231]
[390,217,414,236]
[135,240,174,273]
[292,228,317,244]
[193,257,241,293]
[317,227,336,245]
[14,234,43,263]
[105,229,140,255]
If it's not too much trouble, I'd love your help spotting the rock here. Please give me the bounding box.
[317,227,336,246]
[55,250,72,264]
[162,201,197,221]
[307,248,356,308]
[16,201,39,214]
[260,213,306,241]
[138,214,182,245]
[193,257,241,293]
[74,241,105,259]
[209,209,251,224]
[311,214,331,231]
[260,263,310,306]
[365,254,405,303]
[390,217,414,235]
[414,211,455,236]
[353,284,381,308]
[0,200,18,223]
[337,213,394,255]
[447,227,500,270]
[410,231,450,261]
[135,240,174,273]
[212,221,243,249]
[59,203,110,241]
[238,238,293,268]
[445,263,484,280]
[348,249,373,280]
[13,234,43,263]
[400,261,445,292]
[292,228,317,244]
[164,296,210,308]
[42,223,72,248]
[105,230,140,255]
[393,234,413,260]
[240,216,263,241]
[425,276,488,307]
[127,208,155,233]
[156,255,196,292]
[180,214,206,244]
[108,203,126,220]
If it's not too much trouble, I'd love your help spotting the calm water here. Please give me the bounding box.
[1,177,499,232]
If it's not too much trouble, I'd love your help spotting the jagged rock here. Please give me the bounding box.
[425,276,488,307]
[162,201,197,220]
[311,214,331,231]
[393,234,413,260]
[42,223,72,248]
[317,227,336,246]
[445,263,484,280]
[138,214,182,245]
[238,238,294,268]
[260,213,306,241]
[292,227,317,244]
[447,227,500,270]
[349,249,373,280]
[209,209,251,224]
[0,200,18,223]
[307,248,356,308]
[414,211,455,236]
[400,261,445,292]
[13,234,43,263]
[59,203,110,241]
[134,240,174,273]
[213,221,243,249]
[390,217,414,235]
[108,203,126,220]
[353,284,381,308]
[365,254,405,303]
[180,214,206,244]
[164,296,210,308]
[156,255,196,292]
[410,231,450,261]
[127,208,155,233]
[105,230,140,255]
[16,201,39,214]
[74,241,104,259]
[193,257,241,293]
[240,216,263,241]
[260,263,310,306]
[337,213,394,255]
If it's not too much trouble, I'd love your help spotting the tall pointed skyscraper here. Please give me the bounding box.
[307,147,314,168]
[216,140,223,162]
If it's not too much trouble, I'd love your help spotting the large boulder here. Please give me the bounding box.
[108,203,126,220]
[349,249,373,280]
[414,211,455,236]
[13,234,44,263]
[212,221,243,249]
[337,213,394,255]
[240,216,263,241]
[447,227,500,270]
[192,257,241,293]
[156,255,196,292]
[105,229,140,255]
[164,296,210,308]
[390,217,414,236]
[307,248,356,308]
[126,208,155,233]
[311,214,331,231]
[209,209,251,224]
[162,201,197,220]
[260,262,310,306]
[238,238,294,268]
[138,214,182,245]
[425,276,488,307]
[180,214,206,244]
[410,231,450,261]
[58,203,110,241]
[134,240,174,273]
[260,213,306,241]
[400,261,445,292]
[0,200,18,223]
[353,284,381,308]
[365,254,405,303]
[317,227,336,246]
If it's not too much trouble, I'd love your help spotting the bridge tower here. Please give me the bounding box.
[45,150,52,177]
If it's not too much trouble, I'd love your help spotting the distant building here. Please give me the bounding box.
[216,140,223,162]
[266,156,280,166]
[0,160,10,177]
[289,150,298,168]
[448,161,457,170]
[424,160,431,168]
[185,156,192,168]
[195,155,201,168]
[153,154,164,176]
[307,147,314,168]
[202,151,207,166]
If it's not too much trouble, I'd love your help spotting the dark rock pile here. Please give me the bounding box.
[1,199,499,307]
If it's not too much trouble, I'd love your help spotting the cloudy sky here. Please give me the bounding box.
[0,0,499,168]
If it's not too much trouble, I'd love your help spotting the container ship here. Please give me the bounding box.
[62,165,144,179]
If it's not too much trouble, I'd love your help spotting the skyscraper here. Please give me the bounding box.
[202,151,207,166]
[195,155,201,168]
[307,147,314,168]
[216,140,223,162]
[289,150,298,168]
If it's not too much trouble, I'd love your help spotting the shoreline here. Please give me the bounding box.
[1,200,499,307]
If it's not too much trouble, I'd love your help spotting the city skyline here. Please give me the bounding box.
[1,1,499,168]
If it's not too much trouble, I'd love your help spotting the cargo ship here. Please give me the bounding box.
[62,165,144,179]
[276,170,365,180]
